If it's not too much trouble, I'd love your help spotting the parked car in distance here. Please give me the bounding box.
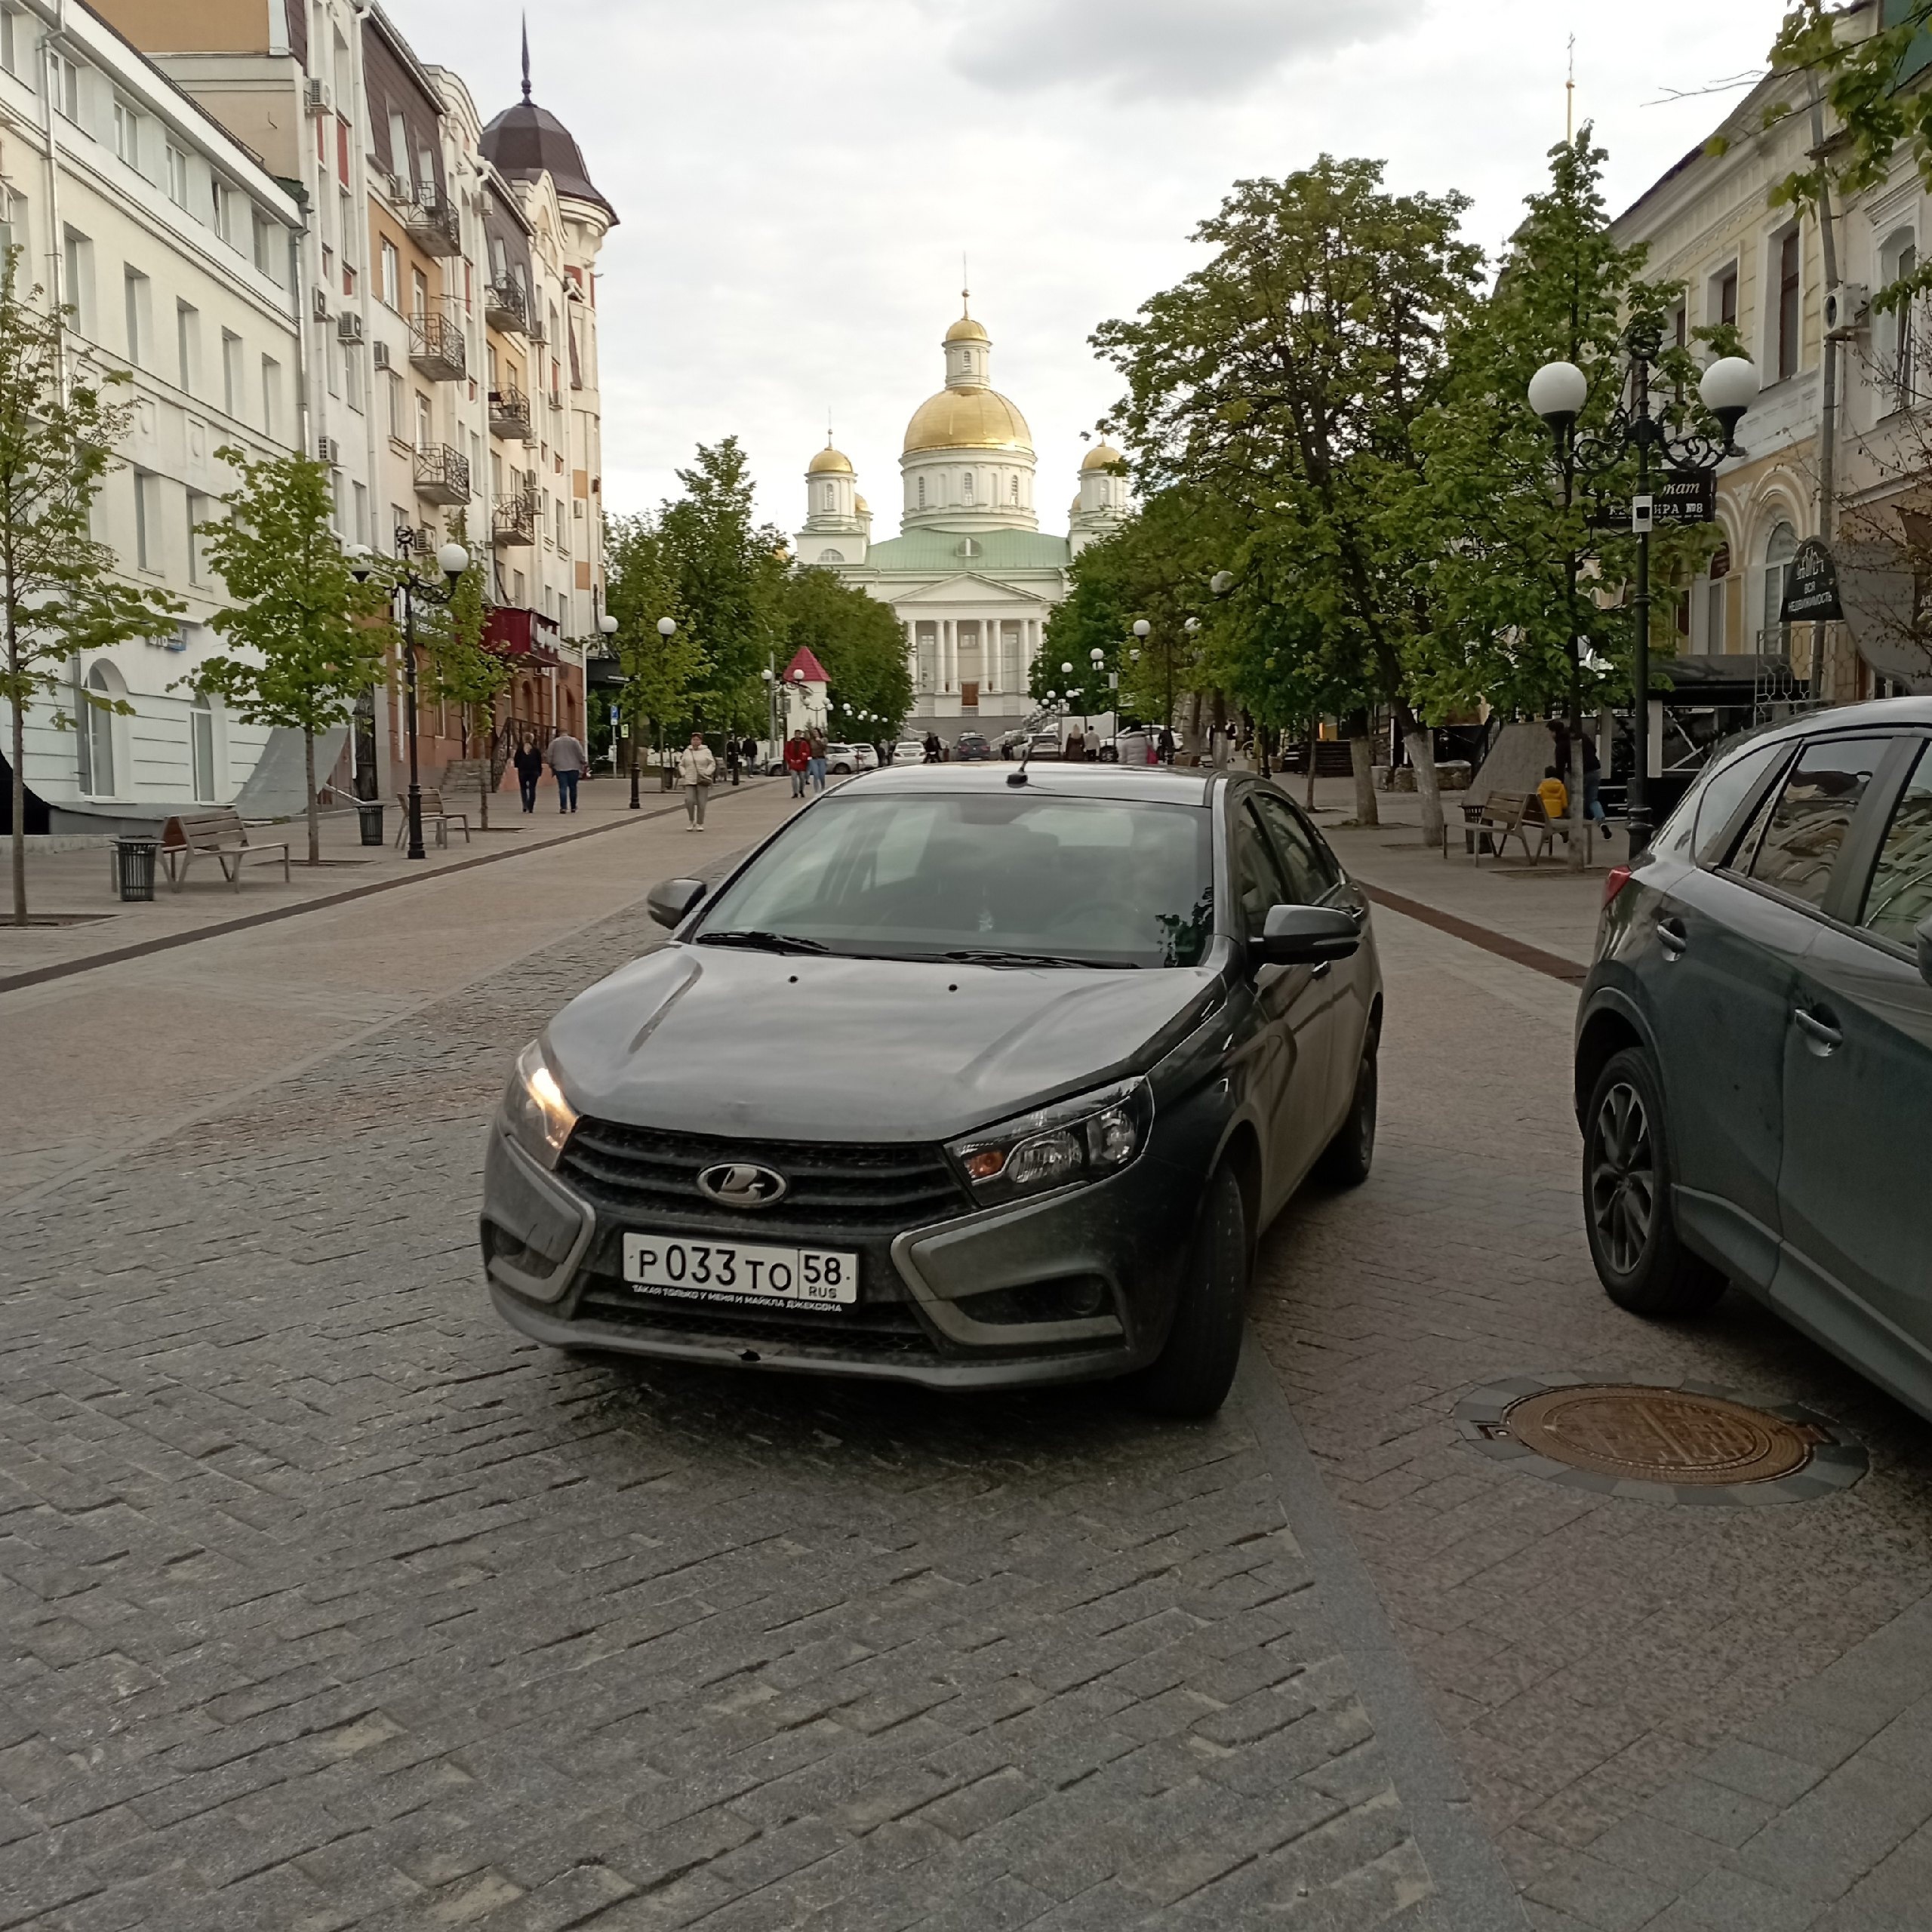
[893,740,927,765]
[482,764,1383,1418]
[955,732,992,761]
[1026,732,1062,760]
[1115,728,1155,767]
[824,743,877,774]
[1575,698,1932,1420]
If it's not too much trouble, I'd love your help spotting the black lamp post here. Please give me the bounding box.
[351,532,469,861]
[1529,328,1758,856]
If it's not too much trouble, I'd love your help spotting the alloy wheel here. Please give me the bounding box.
[1589,1080,1655,1275]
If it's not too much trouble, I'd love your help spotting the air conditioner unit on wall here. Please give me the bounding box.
[312,288,331,321]
[304,78,329,115]
[317,436,340,466]
[1825,283,1870,335]
[372,341,392,371]
[337,311,364,344]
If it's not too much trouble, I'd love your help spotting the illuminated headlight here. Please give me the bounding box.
[948,1078,1152,1205]
[500,1039,579,1170]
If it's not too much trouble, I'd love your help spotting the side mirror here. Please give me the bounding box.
[647,877,706,930]
[1256,903,1361,968]
[1917,912,1932,992]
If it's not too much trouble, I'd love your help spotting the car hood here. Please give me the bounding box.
[545,943,1220,1143]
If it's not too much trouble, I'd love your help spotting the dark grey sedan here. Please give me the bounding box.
[1575,698,1932,1418]
[481,764,1383,1417]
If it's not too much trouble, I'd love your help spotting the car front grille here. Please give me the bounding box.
[574,1278,940,1355]
[557,1121,970,1237]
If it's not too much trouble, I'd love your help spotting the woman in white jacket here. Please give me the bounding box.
[674,733,717,828]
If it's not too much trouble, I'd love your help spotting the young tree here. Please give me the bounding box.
[192,448,389,865]
[780,565,913,737]
[0,268,183,924]
[416,512,509,826]
[606,511,704,779]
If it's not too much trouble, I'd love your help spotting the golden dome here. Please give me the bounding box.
[944,314,989,344]
[855,494,869,513]
[1081,441,1126,472]
[808,445,854,475]
[903,386,1032,455]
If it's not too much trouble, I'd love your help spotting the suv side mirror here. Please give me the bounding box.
[1257,903,1361,968]
[1916,912,1932,992]
[647,877,706,930]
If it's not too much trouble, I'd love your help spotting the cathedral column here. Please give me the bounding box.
[943,619,954,693]
[986,614,999,694]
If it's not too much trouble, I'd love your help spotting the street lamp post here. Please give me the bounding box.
[350,534,469,861]
[623,615,678,811]
[1529,329,1756,855]
[597,611,617,780]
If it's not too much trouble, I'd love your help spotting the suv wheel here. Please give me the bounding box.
[1128,1164,1247,1419]
[1314,1029,1377,1187]
[1583,1048,1726,1316]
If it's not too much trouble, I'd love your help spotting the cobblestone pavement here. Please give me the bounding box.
[0,888,1467,1932]
[1251,913,1932,1931]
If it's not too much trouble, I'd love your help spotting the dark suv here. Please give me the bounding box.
[1575,699,1932,1419]
[481,764,1383,1417]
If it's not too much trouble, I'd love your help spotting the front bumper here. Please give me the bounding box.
[479,1122,1204,1390]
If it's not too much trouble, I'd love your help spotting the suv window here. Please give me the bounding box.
[1249,789,1337,903]
[1689,741,1789,865]
[1742,735,1893,909]
[1235,800,1294,935]
[1860,742,1932,947]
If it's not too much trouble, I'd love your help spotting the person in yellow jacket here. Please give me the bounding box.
[1537,766,1569,823]
[675,733,716,829]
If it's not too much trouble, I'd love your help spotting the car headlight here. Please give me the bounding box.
[501,1039,579,1170]
[947,1077,1152,1205]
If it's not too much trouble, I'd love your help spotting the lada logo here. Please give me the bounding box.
[696,1161,789,1208]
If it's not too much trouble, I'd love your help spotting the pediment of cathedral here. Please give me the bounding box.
[888,571,1048,606]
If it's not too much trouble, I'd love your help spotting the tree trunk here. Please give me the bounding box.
[1180,690,1204,764]
[1346,711,1378,828]
[1401,720,1445,851]
[8,690,26,926]
[475,709,491,831]
[303,725,319,866]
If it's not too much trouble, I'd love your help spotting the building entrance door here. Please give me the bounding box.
[961,682,979,709]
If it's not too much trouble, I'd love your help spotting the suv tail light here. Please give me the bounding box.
[1602,863,1633,907]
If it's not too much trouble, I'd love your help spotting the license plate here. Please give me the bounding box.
[621,1233,859,1309]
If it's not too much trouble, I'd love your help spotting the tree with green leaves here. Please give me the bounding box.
[0,266,183,924]
[191,447,389,866]
[779,565,912,740]
[1093,157,1484,841]
[606,510,705,780]
[414,512,508,826]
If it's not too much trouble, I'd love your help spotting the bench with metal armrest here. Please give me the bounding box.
[158,808,291,889]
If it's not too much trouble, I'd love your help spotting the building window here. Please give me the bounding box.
[388,109,411,189]
[341,340,361,413]
[211,177,233,246]
[176,300,198,393]
[134,470,157,570]
[189,691,217,804]
[414,390,432,450]
[1705,545,1730,654]
[1881,229,1918,408]
[352,481,368,544]
[1712,263,1737,330]
[380,239,399,309]
[1009,475,1018,504]
[165,143,189,208]
[81,663,119,796]
[916,475,926,509]
[122,266,149,368]
[61,226,92,335]
[1776,229,1801,382]
[0,8,16,77]
[386,368,405,440]
[252,211,278,279]
[411,266,428,321]
[186,491,207,583]
[1762,520,1798,651]
[221,331,242,417]
[112,96,139,168]
[262,355,281,438]
[46,50,79,124]
[962,472,974,503]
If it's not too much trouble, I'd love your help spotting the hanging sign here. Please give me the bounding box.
[1586,470,1718,531]
[1781,538,1844,623]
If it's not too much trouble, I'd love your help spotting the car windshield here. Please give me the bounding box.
[694,791,1215,968]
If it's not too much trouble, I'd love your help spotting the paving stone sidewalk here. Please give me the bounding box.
[0,891,1459,1932]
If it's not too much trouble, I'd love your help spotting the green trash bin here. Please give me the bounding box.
[357,801,385,846]
[111,835,158,902]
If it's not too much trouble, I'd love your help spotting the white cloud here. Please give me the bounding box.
[947,0,1406,101]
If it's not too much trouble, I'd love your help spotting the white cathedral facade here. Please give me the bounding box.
[794,303,1130,739]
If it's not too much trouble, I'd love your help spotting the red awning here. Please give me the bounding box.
[485,606,563,666]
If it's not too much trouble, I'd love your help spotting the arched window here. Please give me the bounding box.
[1704,544,1731,655]
[818,548,843,562]
[916,475,926,509]
[1881,228,1918,405]
[962,471,974,504]
[1761,521,1798,652]
[80,661,121,796]
[1009,474,1019,505]
[822,484,834,512]
[961,352,973,374]
[189,689,216,803]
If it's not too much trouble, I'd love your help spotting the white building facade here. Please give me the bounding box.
[795,305,1128,740]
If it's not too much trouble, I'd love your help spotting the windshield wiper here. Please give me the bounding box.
[940,949,1131,969]
[694,930,833,955]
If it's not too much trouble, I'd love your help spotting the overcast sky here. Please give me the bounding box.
[398,0,1789,537]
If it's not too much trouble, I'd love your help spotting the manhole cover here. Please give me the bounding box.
[1455,1377,1866,1506]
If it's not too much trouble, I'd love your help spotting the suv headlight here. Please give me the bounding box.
[947,1077,1152,1206]
[501,1039,579,1170]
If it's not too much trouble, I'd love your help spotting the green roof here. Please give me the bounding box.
[863,528,1071,575]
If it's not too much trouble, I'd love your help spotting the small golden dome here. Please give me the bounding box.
[1081,441,1126,472]
[855,494,869,513]
[808,445,854,475]
[944,314,989,344]
[903,386,1032,455]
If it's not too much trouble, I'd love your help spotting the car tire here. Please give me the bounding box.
[1314,1029,1377,1187]
[1583,1047,1727,1317]
[1127,1164,1247,1420]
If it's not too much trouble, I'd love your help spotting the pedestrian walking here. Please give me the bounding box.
[512,734,543,814]
[808,724,828,793]
[675,732,716,829]
[923,731,943,764]
[725,737,741,787]
[742,735,759,778]
[546,728,587,814]
[784,731,811,797]
[1157,724,1176,766]
[1551,723,1611,836]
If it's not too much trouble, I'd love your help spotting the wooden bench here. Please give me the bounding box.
[1461,791,1537,861]
[158,809,291,890]
[395,787,471,850]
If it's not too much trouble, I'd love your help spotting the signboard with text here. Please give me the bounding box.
[1587,470,1717,531]
[1781,538,1844,623]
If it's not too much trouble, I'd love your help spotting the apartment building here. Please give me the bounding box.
[0,0,304,832]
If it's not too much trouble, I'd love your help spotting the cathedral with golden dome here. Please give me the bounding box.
[795,299,1129,737]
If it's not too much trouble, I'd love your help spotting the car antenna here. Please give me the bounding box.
[1008,738,1032,786]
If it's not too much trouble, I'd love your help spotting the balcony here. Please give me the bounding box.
[485,278,528,334]
[488,383,532,441]
[413,444,471,506]
[408,311,466,383]
[492,485,539,546]
[485,605,562,664]
[392,177,461,257]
